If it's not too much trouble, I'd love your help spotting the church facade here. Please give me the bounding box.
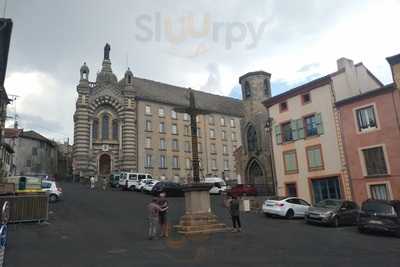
[73,45,248,183]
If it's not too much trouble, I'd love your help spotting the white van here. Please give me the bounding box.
[203,177,227,194]
[119,172,153,191]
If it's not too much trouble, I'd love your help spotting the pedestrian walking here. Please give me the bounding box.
[102,176,107,191]
[90,176,95,190]
[158,192,169,238]
[147,198,166,240]
[229,196,241,232]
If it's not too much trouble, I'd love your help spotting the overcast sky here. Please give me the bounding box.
[3,0,400,142]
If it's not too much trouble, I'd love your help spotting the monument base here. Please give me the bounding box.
[174,184,230,235]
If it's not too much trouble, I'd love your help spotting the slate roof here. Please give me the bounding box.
[335,83,395,107]
[20,130,55,147]
[132,77,244,117]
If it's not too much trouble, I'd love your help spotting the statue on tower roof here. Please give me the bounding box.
[104,43,110,60]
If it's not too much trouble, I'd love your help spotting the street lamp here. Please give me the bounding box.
[264,117,277,196]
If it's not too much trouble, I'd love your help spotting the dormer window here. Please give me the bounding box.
[244,81,251,98]
[302,93,311,104]
[279,101,288,112]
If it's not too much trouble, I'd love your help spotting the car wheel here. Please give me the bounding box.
[265,213,272,218]
[49,194,58,203]
[358,226,366,234]
[129,186,135,191]
[285,209,294,219]
[332,216,340,227]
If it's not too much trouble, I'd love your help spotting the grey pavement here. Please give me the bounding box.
[6,182,400,267]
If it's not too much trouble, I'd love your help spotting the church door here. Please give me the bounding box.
[99,154,111,176]
[247,160,264,185]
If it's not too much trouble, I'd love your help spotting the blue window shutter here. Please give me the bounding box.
[297,119,305,139]
[275,125,282,145]
[291,120,298,140]
[316,113,324,135]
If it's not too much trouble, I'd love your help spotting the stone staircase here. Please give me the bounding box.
[174,213,231,235]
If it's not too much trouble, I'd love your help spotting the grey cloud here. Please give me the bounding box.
[297,63,320,73]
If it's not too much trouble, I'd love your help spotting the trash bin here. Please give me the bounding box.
[242,199,251,212]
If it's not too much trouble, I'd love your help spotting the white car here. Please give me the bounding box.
[41,180,63,202]
[137,179,157,192]
[142,180,159,193]
[203,177,227,194]
[262,196,311,218]
[119,172,154,191]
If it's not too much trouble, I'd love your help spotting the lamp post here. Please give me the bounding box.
[173,88,228,235]
[265,117,277,196]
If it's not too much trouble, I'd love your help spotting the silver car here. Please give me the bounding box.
[42,180,63,202]
[305,199,359,227]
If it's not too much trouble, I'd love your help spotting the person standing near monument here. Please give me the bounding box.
[158,192,169,238]
[229,196,241,232]
[147,198,166,240]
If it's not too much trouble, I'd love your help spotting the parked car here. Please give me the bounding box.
[262,196,311,218]
[227,184,257,197]
[203,177,227,194]
[109,173,120,188]
[118,172,154,191]
[151,181,184,197]
[137,178,157,192]
[143,180,159,194]
[41,180,63,202]
[358,199,400,237]
[305,199,359,227]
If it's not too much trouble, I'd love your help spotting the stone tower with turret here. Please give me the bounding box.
[238,71,275,194]
[73,44,137,179]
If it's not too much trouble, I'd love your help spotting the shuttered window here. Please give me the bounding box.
[306,145,324,171]
[283,150,298,174]
[362,147,388,176]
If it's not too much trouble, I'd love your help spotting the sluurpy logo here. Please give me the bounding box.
[134,13,267,58]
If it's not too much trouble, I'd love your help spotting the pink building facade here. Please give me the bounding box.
[336,55,400,204]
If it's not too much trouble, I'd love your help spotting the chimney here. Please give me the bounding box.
[337,57,354,71]
[336,57,360,95]
[386,53,400,89]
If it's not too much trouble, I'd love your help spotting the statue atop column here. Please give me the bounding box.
[104,43,111,60]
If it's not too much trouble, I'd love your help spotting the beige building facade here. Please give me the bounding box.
[263,58,383,203]
[73,45,242,181]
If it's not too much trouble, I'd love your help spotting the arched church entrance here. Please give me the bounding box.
[99,154,111,176]
[246,159,264,185]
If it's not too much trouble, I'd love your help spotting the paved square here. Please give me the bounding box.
[6,182,400,267]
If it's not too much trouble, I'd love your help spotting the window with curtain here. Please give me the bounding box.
[356,106,377,131]
[102,113,110,140]
[362,147,388,176]
[283,150,298,174]
[172,156,179,169]
[145,154,152,168]
[370,184,390,200]
[247,125,257,152]
[92,119,99,140]
[160,155,166,168]
[112,120,118,140]
[307,145,324,171]
[159,138,166,150]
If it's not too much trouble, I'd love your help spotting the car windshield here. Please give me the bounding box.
[267,196,287,201]
[362,201,398,216]
[315,199,342,208]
